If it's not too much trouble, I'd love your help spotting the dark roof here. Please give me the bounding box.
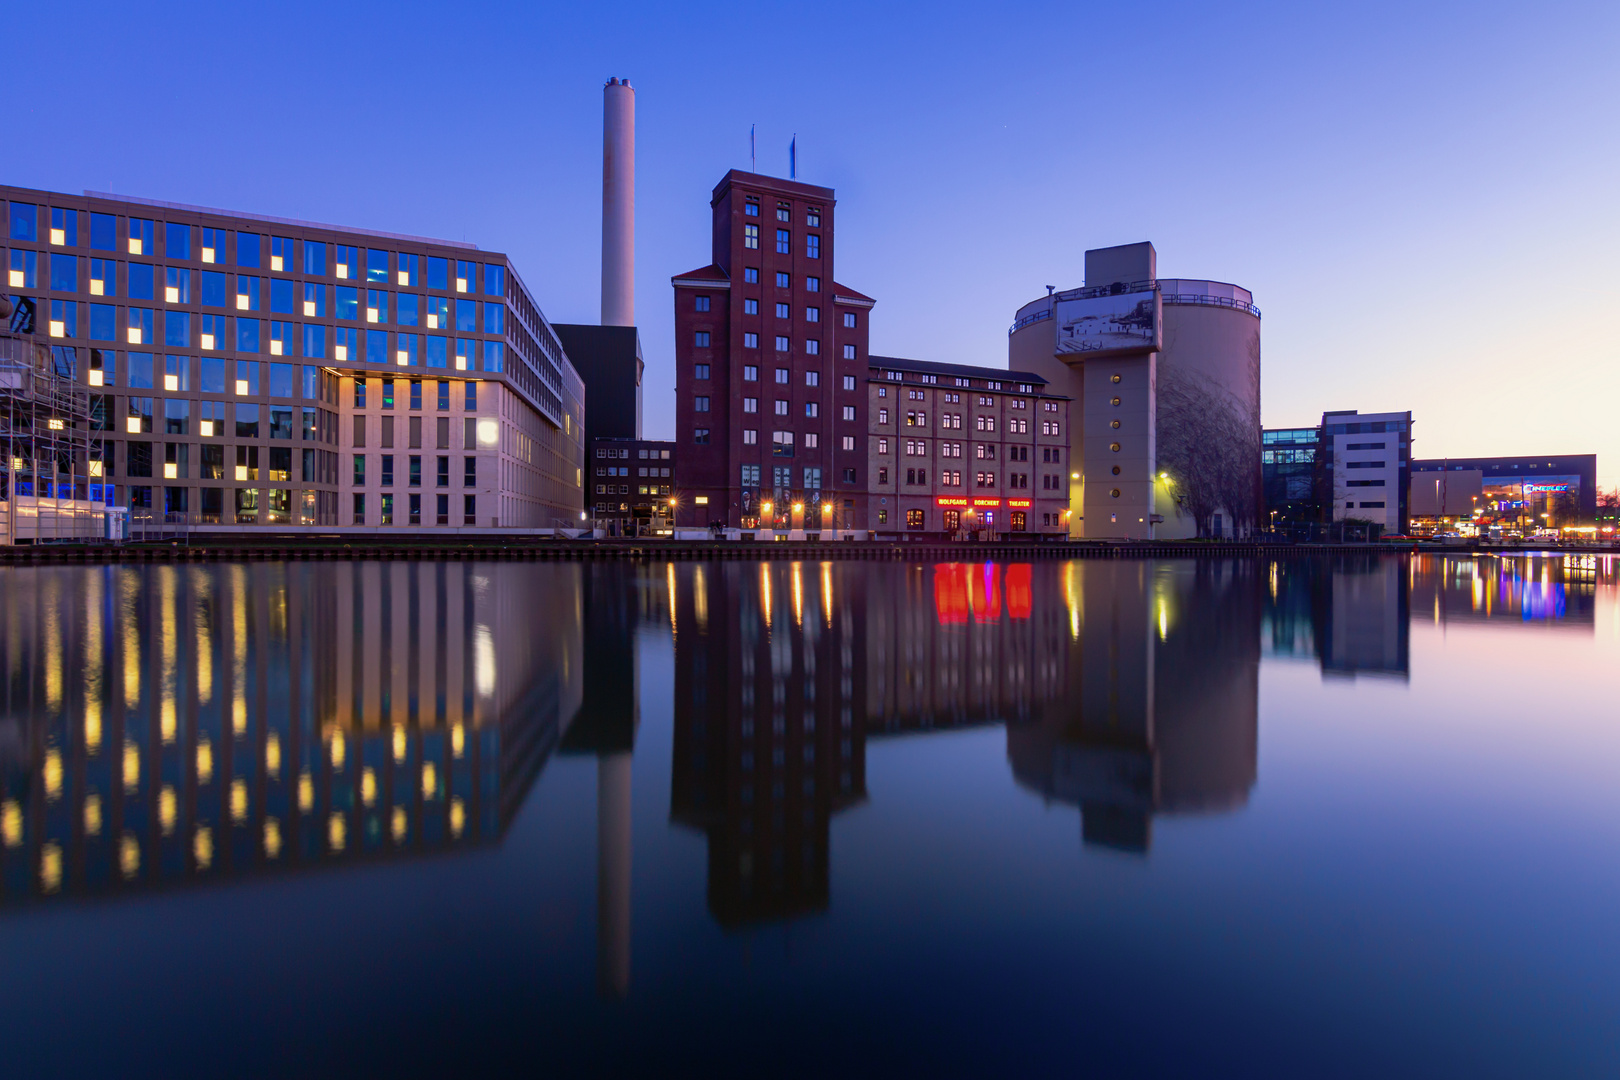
[671,263,728,283]
[869,354,1048,387]
[831,281,874,303]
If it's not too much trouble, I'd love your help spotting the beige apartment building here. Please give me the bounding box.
[1,185,585,534]
[865,355,1070,536]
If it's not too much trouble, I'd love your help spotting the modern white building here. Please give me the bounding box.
[1321,409,1413,534]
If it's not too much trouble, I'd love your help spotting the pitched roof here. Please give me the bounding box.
[671,264,729,284]
[831,281,874,304]
[869,354,1049,387]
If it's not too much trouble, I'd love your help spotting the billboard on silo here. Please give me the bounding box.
[1053,289,1160,356]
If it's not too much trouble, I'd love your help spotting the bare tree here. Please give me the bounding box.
[1157,361,1260,538]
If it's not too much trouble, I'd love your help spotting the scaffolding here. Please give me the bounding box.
[0,326,106,544]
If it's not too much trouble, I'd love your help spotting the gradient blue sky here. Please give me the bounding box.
[10,1,1617,483]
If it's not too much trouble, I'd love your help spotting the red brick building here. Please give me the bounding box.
[672,172,872,531]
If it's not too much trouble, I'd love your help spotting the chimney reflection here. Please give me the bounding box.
[0,563,582,907]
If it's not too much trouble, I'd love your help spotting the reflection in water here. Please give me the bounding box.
[1408,553,1604,628]
[1265,554,1411,678]
[1007,561,1259,852]
[0,563,582,903]
[670,558,1259,921]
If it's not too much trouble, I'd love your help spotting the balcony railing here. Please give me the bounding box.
[1009,280,1260,335]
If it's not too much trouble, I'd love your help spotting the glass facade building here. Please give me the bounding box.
[2,186,585,531]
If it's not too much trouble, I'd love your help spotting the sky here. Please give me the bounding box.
[8,0,1618,485]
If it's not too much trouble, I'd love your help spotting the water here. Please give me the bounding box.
[0,554,1615,1078]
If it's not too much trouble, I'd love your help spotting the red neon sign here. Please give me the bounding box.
[971,498,1001,508]
[1007,499,1032,508]
[936,496,970,507]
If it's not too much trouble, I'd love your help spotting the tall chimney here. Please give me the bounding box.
[601,77,635,327]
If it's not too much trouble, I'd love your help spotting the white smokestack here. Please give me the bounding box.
[601,77,635,327]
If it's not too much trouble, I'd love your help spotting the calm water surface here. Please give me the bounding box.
[0,554,1615,1077]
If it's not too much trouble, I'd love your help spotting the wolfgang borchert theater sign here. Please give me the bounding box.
[1053,288,1162,356]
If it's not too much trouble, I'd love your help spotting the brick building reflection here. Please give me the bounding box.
[1005,561,1260,853]
[0,562,582,904]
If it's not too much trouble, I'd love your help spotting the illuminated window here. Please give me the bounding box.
[128,218,153,255]
[270,236,293,272]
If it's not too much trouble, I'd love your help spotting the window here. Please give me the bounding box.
[90,213,116,251]
[367,249,390,283]
[744,224,759,249]
[804,402,818,418]
[744,267,759,283]
[772,431,794,456]
[776,272,790,288]
[694,396,710,412]
[693,428,710,445]
[804,370,820,387]
[877,437,888,454]
[774,367,790,385]
[745,200,759,217]
[774,399,789,416]
[878,467,888,485]
[774,336,790,352]
[693,331,710,347]
[805,339,820,355]
[127,218,154,255]
[694,295,710,312]
[743,332,759,348]
[694,363,710,380]
[483,302,504,335]
[426,255,448,290]
[456,260,475,292]
[807,276,822,293]
[234,275,260,311]
[743,397,758,413]
[742,428,758,445]
[806,234,820,258]
[878,408,889,425]
[464,456,477,486]
[841,436,855,451]
[776,229,791,254]
[774,302,790,320]
[906,509,924,530]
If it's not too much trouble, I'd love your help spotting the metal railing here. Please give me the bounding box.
[1009,281,1260,335]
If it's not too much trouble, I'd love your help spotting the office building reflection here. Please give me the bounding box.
[1263,554,1410,678]
[0,562,582,905]
[1006,561,1260,852]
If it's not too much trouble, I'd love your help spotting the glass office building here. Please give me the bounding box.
[2,186,585,532]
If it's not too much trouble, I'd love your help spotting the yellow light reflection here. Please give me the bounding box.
[1064,563,1081,640]
[361,767,377,807]
[668,562,678,635]
[792,562,804,626]
[1,800,21,848]
[84,792,103,836]
[329,734,346,772]
[820,562,833,626]
[122,741,140,792]
[264,818,282,859]
[760,563,773,628]
[694,564,709,632]
[196,739,213,785]
[265,731,281,777]
[194,827,213,869]
[159,786,177,835]
[449,798,466,839]
[474,627,496,697]
[421,761,438,800]
[392,725,407,763]
[230,779,248,822]
[328,813,346,852]
[298,772,314,812]
[451,724,465,759]
[43,749,62,800]
[391,806,407,843]
[161,699,176,743]
[233,698,247,738]
[85,700,102,753]
[120,833,139,879]
[40,842,62,894]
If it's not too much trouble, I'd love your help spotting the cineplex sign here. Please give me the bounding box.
[935,497,1033,509]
